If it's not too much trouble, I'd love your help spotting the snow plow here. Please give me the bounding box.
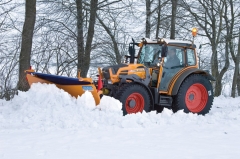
[26,29,215,115]
[25,70,101,105]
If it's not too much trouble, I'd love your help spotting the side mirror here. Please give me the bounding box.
[161,45,168,57]
[128,38,135,64]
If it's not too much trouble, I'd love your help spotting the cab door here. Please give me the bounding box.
[159,46,185,91]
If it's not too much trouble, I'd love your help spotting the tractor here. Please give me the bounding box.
[26,29,215,115]
[98,37,214,115]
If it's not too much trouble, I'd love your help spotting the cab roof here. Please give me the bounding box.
[142,38,196,48]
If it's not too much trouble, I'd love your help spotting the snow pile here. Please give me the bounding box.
[0,83,123,130]
[0,83,240,131]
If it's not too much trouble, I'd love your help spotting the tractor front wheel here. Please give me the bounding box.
[172,74,213,115]
[115,83,152,115]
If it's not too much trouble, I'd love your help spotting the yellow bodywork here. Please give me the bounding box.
[106,64,147,83]
[26,69,100,105]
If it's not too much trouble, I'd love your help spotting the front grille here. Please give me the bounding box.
[102,64,128,79]
[102,68,110,79]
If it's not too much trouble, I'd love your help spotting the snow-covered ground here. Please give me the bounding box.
[0,83,240,159]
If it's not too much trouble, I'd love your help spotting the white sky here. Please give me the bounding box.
[0,83,240,159]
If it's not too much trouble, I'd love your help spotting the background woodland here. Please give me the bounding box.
[0,0,239,100]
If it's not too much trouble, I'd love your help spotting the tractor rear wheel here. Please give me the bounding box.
[172,74,213,115]
[114,83,152,115]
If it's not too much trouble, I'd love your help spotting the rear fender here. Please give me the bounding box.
[170,68,215,96]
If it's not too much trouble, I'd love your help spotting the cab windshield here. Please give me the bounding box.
[137,44,162,66]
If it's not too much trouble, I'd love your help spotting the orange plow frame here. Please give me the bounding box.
[25,69,101,105]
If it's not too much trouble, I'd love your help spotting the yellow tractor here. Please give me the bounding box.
[26,29,215,115]
[98,37,215,115]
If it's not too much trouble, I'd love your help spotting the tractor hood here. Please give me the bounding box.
[102,64,128,79]
[102,63,147,82]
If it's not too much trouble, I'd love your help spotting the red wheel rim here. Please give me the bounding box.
[185,83,208,113]
[125,93,144,114]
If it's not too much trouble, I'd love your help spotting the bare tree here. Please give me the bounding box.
[18,0,36,91]
[226,0,240,97]
[97,15,122,64]
[94,1,135,65]
[155,0,169,38]
[76,0,122,77]
[182,0,229,96]
[0,1,22,100]
[232,28,240,97]
[1,0,239,100]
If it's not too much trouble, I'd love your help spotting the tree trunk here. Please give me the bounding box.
[232,57,240,97]
[83,0,98,77]
[76,0,98,77]
[18,0,36,91]
[215,0,230,97]
[155,0,161,39]
[231,30,240,97]
[234,29,240,96]
[209,0,222,96]
[170,0,177,39]
[76,0,85,76]
[237,72,240,96]
[145,0,151,38]
[217,44,229,96]
[211,44,221,96]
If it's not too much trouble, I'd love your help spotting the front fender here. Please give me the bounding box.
[118,67,154,110]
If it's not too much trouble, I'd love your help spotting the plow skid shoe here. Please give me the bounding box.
[26,71,100,105]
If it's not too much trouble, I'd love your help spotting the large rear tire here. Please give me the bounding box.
[114,83,152,115]
[172,74,213,115]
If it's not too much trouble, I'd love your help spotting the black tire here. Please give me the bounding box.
[154,104,164,113]
[114,83,152,115]
[172,74,213,115]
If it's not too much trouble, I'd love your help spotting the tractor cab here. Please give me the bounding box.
[127,38,198,92]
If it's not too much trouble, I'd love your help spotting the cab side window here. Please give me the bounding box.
[176,49,184,65]
[186,49,196,66]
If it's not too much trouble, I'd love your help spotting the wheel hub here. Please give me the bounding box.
[125,92,145,114]
[129,100,136,108]
[185,83,208,113]
[189,93,194,101]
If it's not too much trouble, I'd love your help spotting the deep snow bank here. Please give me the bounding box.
[0,83,240,130]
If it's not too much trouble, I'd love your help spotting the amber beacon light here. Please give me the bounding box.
[192,27,198,37]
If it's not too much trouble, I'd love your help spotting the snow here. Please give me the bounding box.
[139,38,192,45]
[0,83,240,159]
